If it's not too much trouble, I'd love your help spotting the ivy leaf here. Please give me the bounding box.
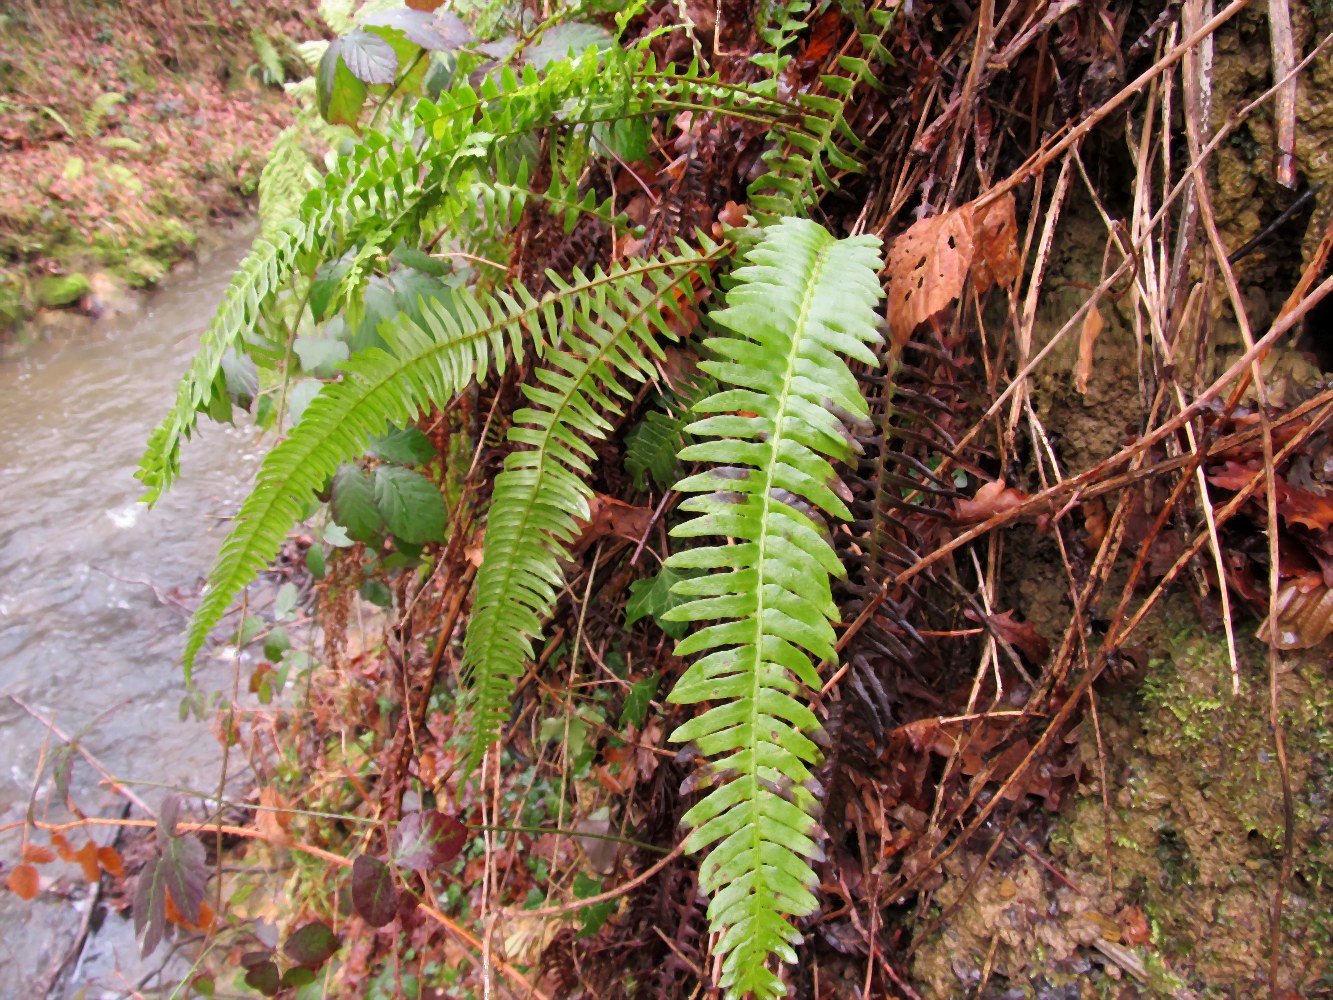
[392,811,467,872]
[340,30,399,85]
[351,854,397,927]
[370,427,436,466]
[619,673,659,730]
[316,39,368,127]
[284,920,340,968]
[374,466,445,543]
[331,464,383,544]
[624,567,696,639]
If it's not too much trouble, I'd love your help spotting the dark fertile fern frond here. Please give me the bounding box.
[460,239,724,769]
[662,218,884,999]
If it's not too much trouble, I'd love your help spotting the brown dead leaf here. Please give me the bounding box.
[21,844,56,864]
[97,847,125,879]
[1075,304,1104,395]
[954,479,1028,523]
[257,786,293,848]
[1259,581,1333,649]
[573,495,653,554]
[1118,906,1151,946]
[165,892,216,932]
[967,608,1050,664]
[886,193,1020,343]
[1281,486,1333,532]
[72,840,101,882]
[51,833,74,862]
[6,864,39,900]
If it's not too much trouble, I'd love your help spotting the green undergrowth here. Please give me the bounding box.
[0,0,318,334]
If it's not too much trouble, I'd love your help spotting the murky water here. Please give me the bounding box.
[0,228,265,995]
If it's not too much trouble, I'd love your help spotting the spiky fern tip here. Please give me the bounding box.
[459,241,723,771]
[662,217,883,999]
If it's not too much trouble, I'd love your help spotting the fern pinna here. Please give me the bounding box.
[664,218,884,998]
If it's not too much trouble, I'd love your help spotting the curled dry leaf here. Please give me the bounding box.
[1259,581,1333,649]
[1075,303,1104,395]
[954,479,1029,523]
[886,192,1020,343]
[256,786,294,848]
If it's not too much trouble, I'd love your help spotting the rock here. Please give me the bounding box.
[35,272,90,309]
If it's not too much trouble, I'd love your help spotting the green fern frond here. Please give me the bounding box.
[460,239,722,769]
[624,368,717,491]
[180,246,720,680]
[258,126,319,238]
[662,218,883,998]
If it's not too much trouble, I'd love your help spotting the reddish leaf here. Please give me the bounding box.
[406,0,446,8]
[7,864,39,900]
[954,479,1028,523]
[134,796,208,956]
[966,608,1050,664]
[1281,487,1333,532]
[284,920,340,968]
[164,893,216,932]
[351,854,397,927]
[21,845,55,864]
[392,811,467,872]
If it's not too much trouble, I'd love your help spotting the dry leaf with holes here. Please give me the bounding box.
[886,192,1020,343]
[1075,304,1104,394]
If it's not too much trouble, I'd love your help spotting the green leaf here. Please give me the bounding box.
[306,545,327,579]
[625,567,696,639]
[361,9,472,51]
[360,578,393,607]
[273,583,299,621]
[340,30,399,85]
[263,626,291,661]
[392,245,451,276]
[330,464,384,544]
[294,335,350,377]
[619,673,659,730]
[374,465,445,543]
[370,427,436,466]
[284,920,340,968]
[526,22,612,69]
[244,961,281,996]
[573,872,616,938]
[317,39,369,126]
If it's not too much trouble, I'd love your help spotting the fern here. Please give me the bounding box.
[180,244,720,679]
[624,368,717,490]
[662,218,884,998]
[460,240,721,767]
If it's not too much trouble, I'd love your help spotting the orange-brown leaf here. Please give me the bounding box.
[257,786,294,848]
[885,193,1020,342]
[21,844,56,864]
[6,864,40,900]
[97,847,125,879]
[1075,304,1104,395]
[954,479,1028,523]
[51,833,75,862]
[73,840,101,882]
[164,892,217,932]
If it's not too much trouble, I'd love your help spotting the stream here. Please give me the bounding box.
[0,227,265,997]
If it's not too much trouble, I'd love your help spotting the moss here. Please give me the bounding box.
[35,272,90,308]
